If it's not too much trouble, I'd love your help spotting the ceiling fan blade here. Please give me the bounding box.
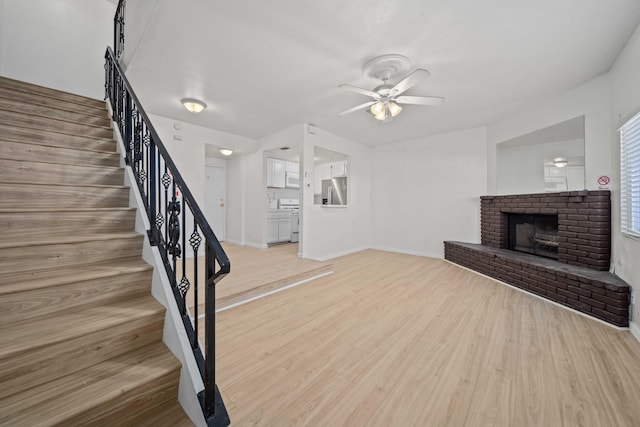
[395,95,444,106]
[338,101,376,116]
[338,84,380,99]
[390,69,431,96]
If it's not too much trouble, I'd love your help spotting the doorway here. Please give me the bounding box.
[205,165,226,241]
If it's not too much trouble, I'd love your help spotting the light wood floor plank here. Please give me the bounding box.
[205,249,640,426]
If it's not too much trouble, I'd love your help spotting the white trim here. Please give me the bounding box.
[110,108,207,427]
[444,259,629,331]
[630,322,640,344]
[244,241,268,249]
[308,246,370,261]
[370,245,443,259]
[205,270,334,314]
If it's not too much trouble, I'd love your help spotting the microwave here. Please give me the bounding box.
[285,172,299,188]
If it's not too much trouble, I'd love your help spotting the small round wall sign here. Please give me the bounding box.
[598,175,610,186]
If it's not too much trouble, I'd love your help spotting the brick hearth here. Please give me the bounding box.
[444,190,631,327]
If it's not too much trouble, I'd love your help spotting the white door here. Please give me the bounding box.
[205,165,226,241]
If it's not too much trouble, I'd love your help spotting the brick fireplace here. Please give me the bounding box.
[445,190,631,327]
[480,190,611,270]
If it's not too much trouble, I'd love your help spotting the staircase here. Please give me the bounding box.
[0,77,192,426]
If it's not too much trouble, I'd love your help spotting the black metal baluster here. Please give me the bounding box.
[177,192,189,316]
[205,242,216,417]
[190,220,202,351]
[148,137,157,246]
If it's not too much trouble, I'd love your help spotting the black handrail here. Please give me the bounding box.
[114,0,125,61]
[105,46,230,426]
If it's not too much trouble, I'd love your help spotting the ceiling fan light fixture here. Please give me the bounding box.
[219,148,233,156]
[388,101,402,117]
[553,157,569,167]
[370,101,385,116]
[181,98,207,113]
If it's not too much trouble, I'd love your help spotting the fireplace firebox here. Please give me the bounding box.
[508,214,558,260]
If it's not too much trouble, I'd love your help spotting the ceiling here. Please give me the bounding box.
[125,0,640,147]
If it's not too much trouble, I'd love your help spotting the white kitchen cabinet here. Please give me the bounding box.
[266,211,292,244]
[266,218,278,243]
[278,218,291,241]
[285,161,299,173]
[266,158,286,188]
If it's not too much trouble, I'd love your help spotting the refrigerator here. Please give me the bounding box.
[321,176,348,206]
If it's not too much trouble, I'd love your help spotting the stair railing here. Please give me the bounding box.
[114,0,125,61]
[105,47,231,426]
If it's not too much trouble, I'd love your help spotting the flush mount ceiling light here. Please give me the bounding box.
[219,148,233,156]
[553,157,569,167]
[181,98,207,113]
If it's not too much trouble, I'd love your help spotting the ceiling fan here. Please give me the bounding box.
[338,54,444,122]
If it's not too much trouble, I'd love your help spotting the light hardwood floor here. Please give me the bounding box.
[183,242,332,311]
[203,249,640,426]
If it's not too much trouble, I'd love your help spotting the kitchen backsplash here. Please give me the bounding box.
[266,188,299,208]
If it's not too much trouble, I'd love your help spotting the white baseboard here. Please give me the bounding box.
[631,321,640,344]
[245,241,268,249]
[310,246,370,262]
[224,239,243,246]
[370,245,443,259]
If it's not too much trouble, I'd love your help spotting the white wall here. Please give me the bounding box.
[301,125,371,260]
[0,0,5,74]
[496,139,584,195]
[2,0,115,99]
[610,23,640,338]
[487,74,612,193]
[370,127,487,258]
[119,0,160,70]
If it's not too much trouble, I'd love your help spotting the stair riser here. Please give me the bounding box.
[0,110,112,139]
[0,269,152,325]
[0,77,106,110]
[0,124,115,151]
[0,209,136,242]
[65,368,181,426]
[0,236,144,275]
[0,314,165,402]
[0,97,111,127]
[0,86,107,117]
[0,139,120,167]
[1,183,130,208]
[0,159,124,186]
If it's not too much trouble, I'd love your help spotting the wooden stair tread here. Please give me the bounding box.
[0,137,118,155]
[0,109,113,140]
[0,341,180,426]
[0,96,111,128]
[0,121,114,143]
[0,231,142,249]
[0,180,128,189]
[0,76,107,109]
[0,206,135,213]
[0,157,122,171]
[0,256,151,294]
[0,295,164,360]
[0,106,112,131]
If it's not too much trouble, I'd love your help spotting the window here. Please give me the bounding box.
[620,111,640,236]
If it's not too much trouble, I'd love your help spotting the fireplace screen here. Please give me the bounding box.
[508,214,559,259]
